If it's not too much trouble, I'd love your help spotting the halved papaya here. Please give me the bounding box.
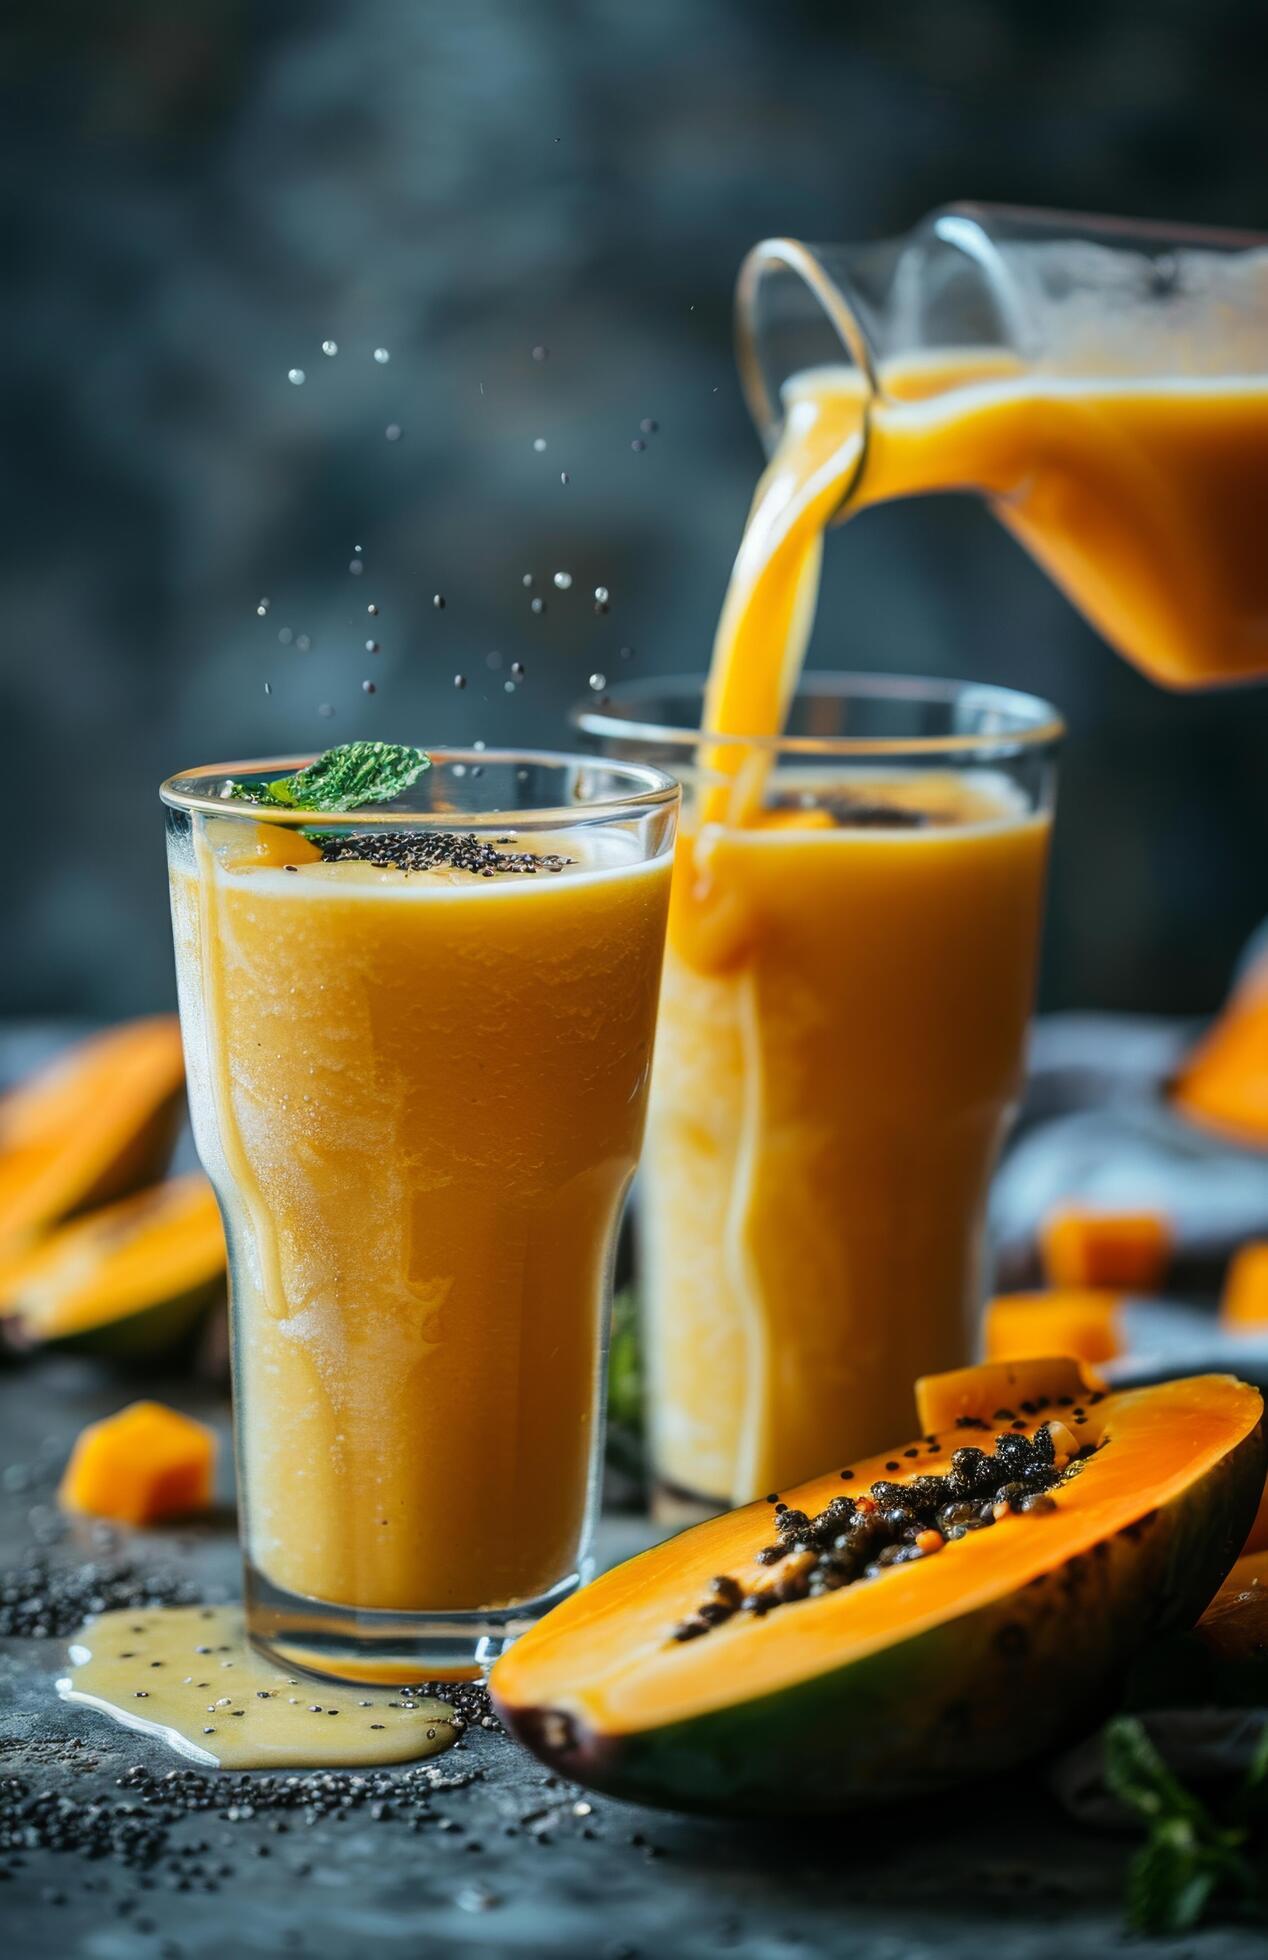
[0,1174,224,1360]
[0,1019,186,1260]
[491,1361,1264,1815]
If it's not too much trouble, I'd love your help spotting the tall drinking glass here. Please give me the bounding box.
[162,751,678,1677]
[576,677,1060,1511]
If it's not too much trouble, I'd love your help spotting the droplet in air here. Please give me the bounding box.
[453,674,467,690]
[278,628,294,646]
[385,424,403,442]
[473,740,486,751]
[367,602,379,616]
[365,640,380,653]
[560,471,570,484]
[288,368,306,386]
[486,650,503,670]
[640,418,658,435]
[533,437,547,452]
[530,597,545,615]
[362,680,376,694]
[532,345,548,362]
[510,660,525,679]
[553,571,572,590]
[589,673,607,692]
[256,597,271,617]
[321,340,338,357]
[373,347,390,364]
[452,762,467,778]
[433,593,445,610]
[504,679,516,693]
[318,703,335,718]
[295,634,311,652]
[521,574,534,588]
[263,681,272,695]
[349,558,364,576]
[619,644,634,660]
[594,585,610,605]
[631,437,646,451]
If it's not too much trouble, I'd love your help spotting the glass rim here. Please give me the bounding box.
[159,748,681,829]
[571,671,1065,759]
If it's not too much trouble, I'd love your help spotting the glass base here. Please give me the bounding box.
[244,1559,589,1685]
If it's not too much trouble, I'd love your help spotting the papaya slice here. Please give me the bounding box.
[0,1019,185,1260]
[491,1362,1264,1815]
[1126,1550,1268,1710]
[1039,1207,1171,1293]
[0,1173,224,1360]
[59,1400,216,1526]
[982,1291,1123,1368]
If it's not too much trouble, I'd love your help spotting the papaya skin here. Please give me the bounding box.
[491,1366,1265,1816]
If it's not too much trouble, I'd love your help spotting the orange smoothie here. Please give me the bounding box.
[647,777,1049,1503]
[169,818,671,1616]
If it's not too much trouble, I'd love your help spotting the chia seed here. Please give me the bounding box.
[316,832,571,878]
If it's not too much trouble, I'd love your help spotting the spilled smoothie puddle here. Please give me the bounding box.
[57,1603,458,1770]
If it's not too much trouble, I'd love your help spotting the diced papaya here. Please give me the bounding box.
[1221,1241,1268,1332]
[1039,1207,1171,1292]
[983,1290,1124,1368]
[58,1400,216,1527]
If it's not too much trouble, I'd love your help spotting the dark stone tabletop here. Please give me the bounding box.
[1,1356,1260,1960]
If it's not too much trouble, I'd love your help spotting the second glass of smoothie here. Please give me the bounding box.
[577,676,1060,1511]
[163,751,678,1677]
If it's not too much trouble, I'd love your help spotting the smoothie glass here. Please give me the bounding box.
[576,677,1061,1511]
[162,751,678,1677]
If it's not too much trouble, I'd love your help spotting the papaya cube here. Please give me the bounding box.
[58,1400,216,1526]
[983,1289,1124,1368]
[1040,1206,1172,1292]
[1222,1241,1268,1332]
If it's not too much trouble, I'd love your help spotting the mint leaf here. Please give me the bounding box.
[1104,1716,1205,1825]
[1106,1718,1262,1936]
[232,742,430,814]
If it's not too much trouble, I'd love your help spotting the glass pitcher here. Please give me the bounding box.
[735,205,1268,689]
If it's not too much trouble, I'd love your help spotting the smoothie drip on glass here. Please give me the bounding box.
[164,752,676,1678]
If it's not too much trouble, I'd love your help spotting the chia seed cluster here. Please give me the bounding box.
[315,831,571,877]
[671,1409,1099,1643]
[0,1554,201,1642]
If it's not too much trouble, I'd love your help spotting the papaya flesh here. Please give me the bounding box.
[0,1173,225,1360]
[491,1363,1264,1815]
[0,1019,185,1260]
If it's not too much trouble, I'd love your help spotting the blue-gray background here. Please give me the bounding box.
[3,0,1266,1020]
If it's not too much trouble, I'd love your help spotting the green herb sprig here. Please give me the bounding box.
[230,742,430,814]
[1105,1715,1268,1935]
